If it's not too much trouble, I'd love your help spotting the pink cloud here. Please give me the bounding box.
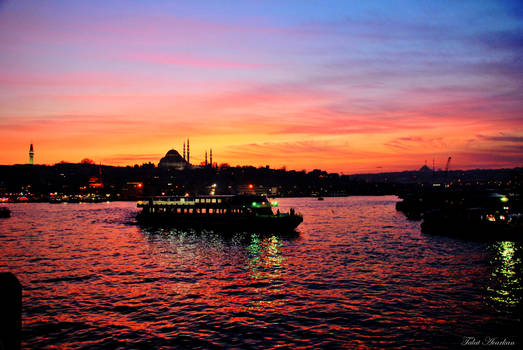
[0,10,286,49]
[128,53,266,69]
[476,133,523,143]
[385,136,448,151]
[0,72,131,88]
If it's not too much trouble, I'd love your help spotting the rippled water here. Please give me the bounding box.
[1,197,521,348]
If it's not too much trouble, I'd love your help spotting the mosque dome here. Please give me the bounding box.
[158,149,188,169]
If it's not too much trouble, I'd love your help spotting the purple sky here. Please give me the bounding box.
[1,0,522,172]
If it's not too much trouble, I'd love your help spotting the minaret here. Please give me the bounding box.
[205,151,208,166]
[210,149,213,167]
[187,138,190,164]
[183,141,186,160]
[29,143,34,165]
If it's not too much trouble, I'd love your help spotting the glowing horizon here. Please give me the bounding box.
[1,1,522,173]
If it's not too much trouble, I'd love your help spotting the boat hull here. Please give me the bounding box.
[421,215,522,241]
[136,212,303,233]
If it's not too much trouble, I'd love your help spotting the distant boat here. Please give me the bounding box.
[136,195,303,232]
[317,197,324,201]
[0,207,11,218]
[397,190,522,240]
[421,208,522,240]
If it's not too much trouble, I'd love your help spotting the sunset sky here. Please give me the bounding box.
[1,0,522,173]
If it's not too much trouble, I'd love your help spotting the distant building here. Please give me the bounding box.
[237,184,269,196]
[29,144,34,165]
[88,176,103,189]
[121,182,143,200]
[419,165,432,174]
[158,149,190,170]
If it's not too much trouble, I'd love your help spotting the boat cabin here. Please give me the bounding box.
[138,195,277,216]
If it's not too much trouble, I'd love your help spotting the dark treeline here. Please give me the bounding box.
[0,163,520,201]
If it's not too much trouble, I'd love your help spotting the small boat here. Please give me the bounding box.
[137,195,303,232]
[421,208,522,240]
[0,207,11,218]
[397,190,522,240]
[317,197,324,201]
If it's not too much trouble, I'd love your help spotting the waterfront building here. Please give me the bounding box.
[121,182,144,200]
[237,184,269,196]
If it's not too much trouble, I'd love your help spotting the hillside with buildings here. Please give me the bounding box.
[0,147,520,202]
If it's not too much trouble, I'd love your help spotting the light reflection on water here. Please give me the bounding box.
[0,197,521,348]
[486,241,522,311]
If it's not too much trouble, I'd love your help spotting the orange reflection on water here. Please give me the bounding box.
[1,199,521,348]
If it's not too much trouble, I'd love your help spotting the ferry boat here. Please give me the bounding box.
[136,195,303,232]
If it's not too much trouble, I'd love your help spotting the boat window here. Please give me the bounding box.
[206,199,211,203]
[195,198,200,203]
[212,199,216,203]
[176,208,181,213]
[180,198,185,203]
[217,199,222,203]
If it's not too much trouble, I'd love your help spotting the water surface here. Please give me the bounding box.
[0,197,521,348]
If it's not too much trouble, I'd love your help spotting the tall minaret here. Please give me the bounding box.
[205,151,208,166]
[29,143,34,165]
[187,138,190,164]
[210,149,213,167]
[183,141,186,160]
